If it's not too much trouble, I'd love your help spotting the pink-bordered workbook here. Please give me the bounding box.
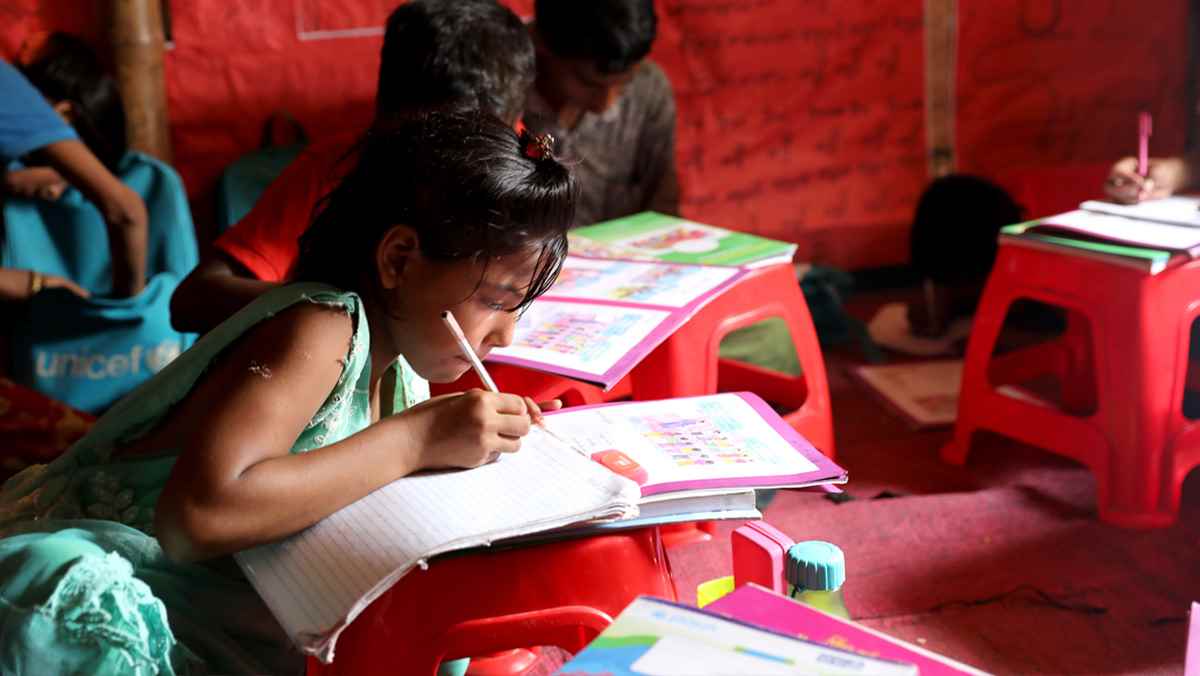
[486,255,748,389]
[541,391,846,498]
[707,584,987,675]
[236,392,844,662]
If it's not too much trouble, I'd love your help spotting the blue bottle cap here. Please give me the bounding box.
[785,540,845,592]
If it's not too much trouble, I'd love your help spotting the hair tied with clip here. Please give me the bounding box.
[521,130,555,162]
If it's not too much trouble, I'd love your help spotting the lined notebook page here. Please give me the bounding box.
[235,428,639,662]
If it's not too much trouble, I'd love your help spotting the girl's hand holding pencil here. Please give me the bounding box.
[398,390,538,469]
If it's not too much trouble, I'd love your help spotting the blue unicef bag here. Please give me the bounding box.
[2,151,198,413]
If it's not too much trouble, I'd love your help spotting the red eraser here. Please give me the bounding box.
[591,449,649,485]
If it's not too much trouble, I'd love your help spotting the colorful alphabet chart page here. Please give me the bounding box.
[486,257,747,388]
[488,301,671,385]
[550,256,742,308]
[543,392,845,497]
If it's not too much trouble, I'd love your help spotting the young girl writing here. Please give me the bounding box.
[0,112,575,674]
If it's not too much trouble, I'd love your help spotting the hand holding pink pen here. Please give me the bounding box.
[1103,111,1191,204]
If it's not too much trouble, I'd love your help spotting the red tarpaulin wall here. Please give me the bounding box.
[1,1,1191,269]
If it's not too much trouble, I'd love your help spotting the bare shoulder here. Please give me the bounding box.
[246,300,355,365]
[208,299,356,392]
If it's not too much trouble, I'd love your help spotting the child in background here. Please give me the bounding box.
[170,0,536,334]
[525,0,679,227]
[2,32,140,303]
[2,33,198,414]
[0,49,146,301]
[17,33,129,173]
[0,112,574,674]
[906,174,1024,339]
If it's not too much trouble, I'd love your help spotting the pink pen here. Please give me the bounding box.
[1138,111,1153,178]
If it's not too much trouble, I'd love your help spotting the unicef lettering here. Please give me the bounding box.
[35,339,182,381]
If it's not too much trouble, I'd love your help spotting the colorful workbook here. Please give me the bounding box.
[706,584,987,675]
[558,596,918,675]
[487,255,747,389]
[235,392,845,661]
[542,392,846,498]
[570,211,798,268]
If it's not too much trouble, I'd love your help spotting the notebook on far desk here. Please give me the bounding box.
[1001,219,1187,275]
[1080,196,1200,228]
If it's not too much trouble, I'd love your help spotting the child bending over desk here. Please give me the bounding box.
[0,112,574,674]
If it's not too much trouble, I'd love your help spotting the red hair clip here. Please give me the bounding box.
[522,132,555,161]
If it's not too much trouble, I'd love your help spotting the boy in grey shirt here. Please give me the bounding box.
[525,0,679,226]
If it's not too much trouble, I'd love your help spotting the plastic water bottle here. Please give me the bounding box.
[785,540,850,619]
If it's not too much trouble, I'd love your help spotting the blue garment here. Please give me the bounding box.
[0,60,77,162]
[3,151,199,413]
[3,151,197,296]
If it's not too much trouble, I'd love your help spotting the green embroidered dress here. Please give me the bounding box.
[0,284,429,675]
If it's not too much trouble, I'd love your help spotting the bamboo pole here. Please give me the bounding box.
[109,0,172,162]
[924,0,957,179]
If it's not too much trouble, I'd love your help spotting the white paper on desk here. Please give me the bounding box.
[1080,196,1200,228]
[1039,210,1200,253]
[235,427,640,663]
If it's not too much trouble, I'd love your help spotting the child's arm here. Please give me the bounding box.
[154,303,533,563]
[169,254,278,333]
[32,139,148,297]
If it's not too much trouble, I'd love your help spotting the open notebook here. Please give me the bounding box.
[235,392,844,661]
[487,255,748,389]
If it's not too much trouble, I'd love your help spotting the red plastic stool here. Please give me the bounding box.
[306,527,676,676]
[943,240,1200,528]
[630,263,835,459]
[430,363,630,407]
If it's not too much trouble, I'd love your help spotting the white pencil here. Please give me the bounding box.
[441,310,498,391]
[440,310,587,457]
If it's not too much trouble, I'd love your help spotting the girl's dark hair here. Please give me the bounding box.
[294,111,576,311]
[20,33,128,171]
